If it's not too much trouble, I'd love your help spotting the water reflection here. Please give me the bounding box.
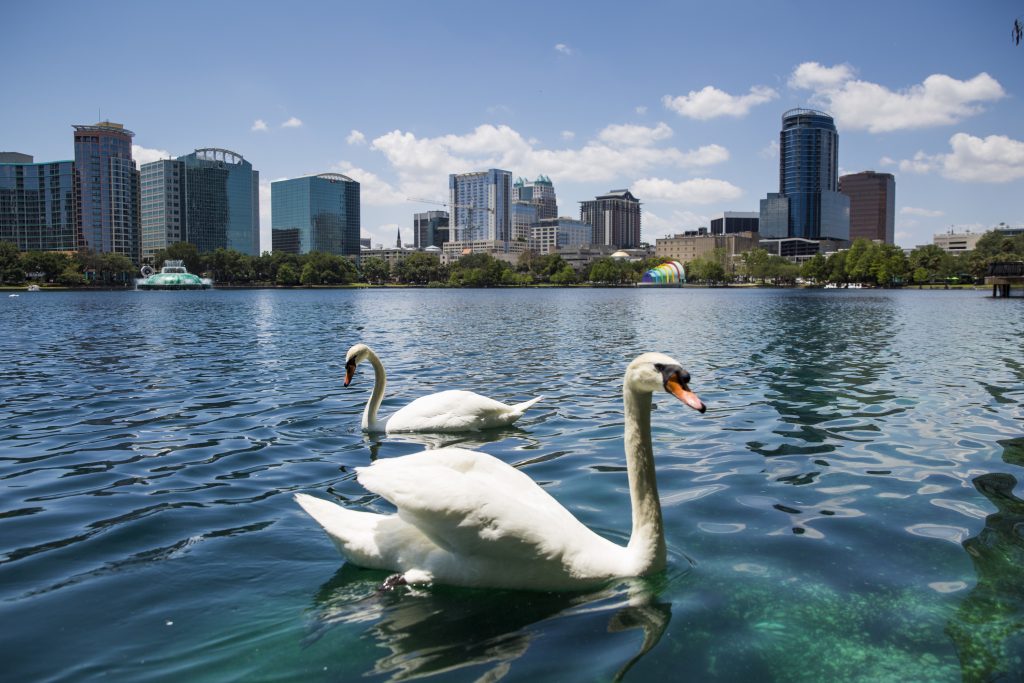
[307,565,671,681]
[947,438,1024,682]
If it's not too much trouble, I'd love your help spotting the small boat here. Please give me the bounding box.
[137,261,213,290]
[27,284,40,292]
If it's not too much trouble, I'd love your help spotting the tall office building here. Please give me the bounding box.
[530,217,592,255]
[141,148,260,259]
[0,154,78,252]
[839,171,895,244]
[271,173,360,256]
[140,159,184,261]
[413,210,449,249]
[512,175,557,220]
[73,121,140,261]
[180,148,259,256]
[580,189,641,248]
[449,169,512,243]
[511,201,538,243]
[761,108,848,242]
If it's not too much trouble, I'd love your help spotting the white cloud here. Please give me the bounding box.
[788,62,856,90]
[363,123,730,198]
[597,122,673,147]
[132,144,171,165]
[899,133,1024,183]
[789,62,1005,132]
[554,43,573,55]
[560,130,575,140]
[282,117,303,128]
[760,140,779,159]
[346,130,366,145]
[662,85,778,120]
[631,177,743,204]
[901,206,944,217]
[643,209,711,235]
[251,119,269,132]
[635,106,648,115]
[879,156,896,166]
[330,162,407,206]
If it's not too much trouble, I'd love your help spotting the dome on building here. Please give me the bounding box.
[424,245,442,253]
[610,250,631,260]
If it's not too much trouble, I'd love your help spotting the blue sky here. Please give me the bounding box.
[5,0,1023,250]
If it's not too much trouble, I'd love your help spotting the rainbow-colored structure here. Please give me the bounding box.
[640,260,685,286]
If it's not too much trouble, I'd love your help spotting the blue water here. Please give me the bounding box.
[1,287,1022,681]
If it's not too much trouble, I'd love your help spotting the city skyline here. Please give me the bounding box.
[4,1,1022,252]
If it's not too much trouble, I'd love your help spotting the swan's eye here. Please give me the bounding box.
[654,363,665,372]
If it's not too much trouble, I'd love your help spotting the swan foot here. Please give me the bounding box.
[378,574,408,592]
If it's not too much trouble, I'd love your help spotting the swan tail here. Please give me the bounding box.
[509,395,543,417]
[294,493,387,566]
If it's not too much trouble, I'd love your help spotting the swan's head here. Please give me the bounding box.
[344,343,372,387]
[626,352,706,413]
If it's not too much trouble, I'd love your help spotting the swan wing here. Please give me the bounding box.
[355,448,614,566]
[386,390,539,432]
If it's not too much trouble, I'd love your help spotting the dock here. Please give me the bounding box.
[985,261,1024,298]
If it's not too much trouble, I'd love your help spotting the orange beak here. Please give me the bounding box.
[665,377,706,413]
[343,361,356,387]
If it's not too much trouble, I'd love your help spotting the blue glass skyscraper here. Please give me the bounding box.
[776,108,849,241]
[271,174,360,256]
[0,154,78,252]
[179,149,260,256]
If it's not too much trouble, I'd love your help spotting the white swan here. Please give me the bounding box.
[344,343,543,433]
[296,352,707,590]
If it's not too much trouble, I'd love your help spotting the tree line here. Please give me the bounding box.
[2,229,1021,288]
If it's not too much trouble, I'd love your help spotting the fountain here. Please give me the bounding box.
[136,261,213,290]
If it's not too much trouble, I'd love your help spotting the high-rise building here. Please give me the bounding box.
[141,148,260,258]
[449,169,512,243]
[710,211,759,235]
[413,210,449,249]
[839,171,895,244]
[767,108,849,241]
[580,189,641,248]
[530,217,593,255]
[180,148,259,256]
[271,173,360,256]
[513,176,557,220]
[1,154,78,252]
[73,121,140,261]
[511,201,538,243]
[140,159,184,261]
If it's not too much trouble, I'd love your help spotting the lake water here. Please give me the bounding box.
[1,287,1022,682]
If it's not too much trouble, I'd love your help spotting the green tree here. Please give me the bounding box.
[361,256,390,284]
[394,252,445,284]
[741,248,771,283]
[801,253,829,284]
[909,244,954,284]
[0,241,24,284]
[153,242,203,274]
[276,262,300,286]
[21,251,71,283]
[59,263,85,286]
[300,262,320,286]
[549,264,578,285]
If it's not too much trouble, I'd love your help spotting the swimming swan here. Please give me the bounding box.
[296,352,706,590]
[344,343,543,433]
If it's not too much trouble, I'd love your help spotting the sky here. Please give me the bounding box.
[4,0,1023,251]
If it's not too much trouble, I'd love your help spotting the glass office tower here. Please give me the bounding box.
[778,109,848,240]
[580,189,642,248]
[0,155,78,252]
[73,121,140,261]
[140,159,184,261]
[448,169,512,243]
[413,210,449,249]
[512,175,558,221]
[179,148,260,256]
[839,171,895,244]
[271,174,360,256]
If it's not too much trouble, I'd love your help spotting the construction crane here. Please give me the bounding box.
[408,197,495,250]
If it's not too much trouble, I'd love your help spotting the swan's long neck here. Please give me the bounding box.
[623,385,666,574]
[361,350,387,432]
